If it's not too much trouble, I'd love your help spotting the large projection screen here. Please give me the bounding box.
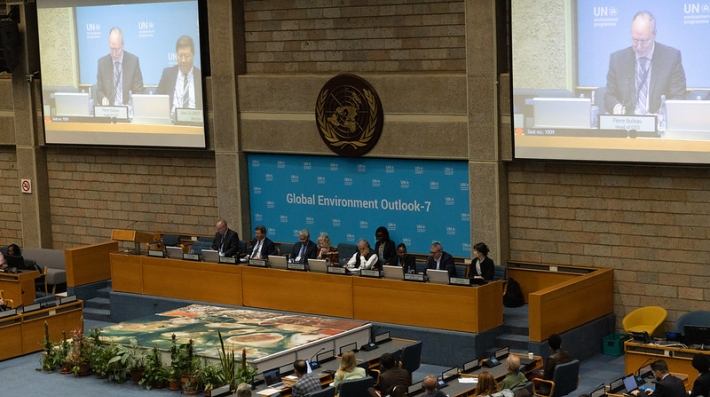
[512,0,710,164]
[37,0,206,148]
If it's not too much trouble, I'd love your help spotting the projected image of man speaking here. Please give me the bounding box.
[96,27,144,106]
[604,11,686,115]
[157,35,203,117]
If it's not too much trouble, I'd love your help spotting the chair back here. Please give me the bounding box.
[336,243,358,267]
[307,386,335,397]
[493,265,507,281]
[550,359,580,397]
[162,234,180,246]
[400,341,422,374]
[339,376,374,397]
[675,310,710,334]
[622,306,667,336]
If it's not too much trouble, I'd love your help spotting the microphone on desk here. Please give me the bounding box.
[361,326,379,351]
[309,347,326,369]
[634,357,656,379]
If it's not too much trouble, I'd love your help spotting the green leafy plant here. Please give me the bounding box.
[200,362,226,394]
[66,328,92,376]
[37,322,70,373]
[215,330,257,391]
[140,347,169,390]
[109,337,147,371]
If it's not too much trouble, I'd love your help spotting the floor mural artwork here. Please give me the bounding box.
[99,305,367,360]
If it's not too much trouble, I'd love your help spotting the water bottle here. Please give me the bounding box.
[658,95,666,132]
[590,91,599,128]
[128,90,134,121]
[87,90,94,116]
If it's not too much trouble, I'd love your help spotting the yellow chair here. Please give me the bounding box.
[622,306,667,336]
[0,289,14,308]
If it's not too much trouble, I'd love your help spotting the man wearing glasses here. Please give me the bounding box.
[604,11,686,115]
[157,35,203,116]
[97,27,144,106]
[424,242,456,277]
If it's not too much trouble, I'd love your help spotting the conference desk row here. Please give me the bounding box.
[0,300,84,361]
[0,269,40,306]
[625,339,708,386]
[110,253,504,333]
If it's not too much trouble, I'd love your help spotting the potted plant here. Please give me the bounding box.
[214,330,256,391]
[200,363,225,397]
[37,322,70,373]
[140,347,169,390]
[179,338,202,395]
[168,334,183,391]
[235,347,258,388]
[67,328,92,376]
[109,337,148,384]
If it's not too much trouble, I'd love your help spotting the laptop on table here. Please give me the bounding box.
[166,246,184,259]
[308,258,328,273]
[268,256,288,270]
[202,249,220,263]
[427,269,450,285]
[383,265,403,280]
[262,367,285,390]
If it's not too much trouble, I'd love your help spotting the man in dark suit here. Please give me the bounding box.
[157,35,203,116]
[289,229,317,265]
[248,225,276,260]
[368,352,410,397]
[604,11,686,115]
[424,242,456,277]
[212,220,240,257]
[632,360,686,397]
[690,353,710,397]
[96,27,144,106]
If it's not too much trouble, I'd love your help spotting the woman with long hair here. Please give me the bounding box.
[475,371,500,397]
[333,350,366,394]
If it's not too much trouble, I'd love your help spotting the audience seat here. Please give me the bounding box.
[307,386,334,397]
[532,359,580,397]
[675,310,710,335]
[622,306,667,336]
[400,341,422,375]
[493,265,507,281]
[339,376,374,397]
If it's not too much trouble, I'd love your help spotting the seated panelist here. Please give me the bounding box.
[345,238,378,271]
[396,243,417,274]
[315,233,338,263]
[289,229,317,265]
[424,242,456,277]
[468,242,494,282]
[212,219,240,257]
[157,35,203,116]
[248,225,275,260]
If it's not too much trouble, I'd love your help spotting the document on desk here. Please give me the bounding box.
[459,378,479,384]
[257,388,282,396]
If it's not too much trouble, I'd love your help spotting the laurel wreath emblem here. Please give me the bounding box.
[316,89,379,149]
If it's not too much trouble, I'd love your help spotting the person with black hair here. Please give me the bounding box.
[631,360,685,397]
[368,352,410,397]
[289,359,321,397]
[396,243,417,274]
[469,242,494,282]
[689,354,710,397]
[374,226,396,269]
[534,334,572,394]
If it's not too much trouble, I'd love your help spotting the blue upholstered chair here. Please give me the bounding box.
[532,359,580,397]
[493,265,507,281]
[307,386,334,397]
[400,341,422,374]
[339,376,374,397]
[675,311,710,334]
[336,243,358,267]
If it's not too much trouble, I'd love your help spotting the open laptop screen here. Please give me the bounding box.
[623,374,638,393]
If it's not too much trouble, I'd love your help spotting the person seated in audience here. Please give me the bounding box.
[424,242,456,277]
[333,350,366,394]
[212,219,240,257]
[389,385,407,397]
[422,375,447,397]
[469,242,494,282]
[475,371,501,397]
[498,355,527,390]
[690,353,710,397]
[315,233,338,263]
[7,244,21,256]
[236,382,252,397]
[631,360,686,397]
[288,359,322,397]
[534,334,571,394]
[374,226,396,269]
[345,238,378,271]
[0,251,6,270]
[396,243,417,274]
[368,352,410,397]
[1,244,24,270]
[247,225,275,260]
[289,229,317,265]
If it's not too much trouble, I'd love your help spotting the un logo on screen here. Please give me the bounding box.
[315,74,384,157]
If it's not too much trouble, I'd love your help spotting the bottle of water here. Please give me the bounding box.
[87,90,94,116]
[127,90,134,121]
[590,91,599,128]
[658,95,666,132]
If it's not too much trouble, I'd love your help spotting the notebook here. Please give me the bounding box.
[131,94,171,124]
[166,246,184,259]
[268,255,288,270]
[201,249,220,263]
[308,259,328,273]
[427,269,450,285]
[533,97,592,129]
[383,265,403,280]
[54,92,90,117]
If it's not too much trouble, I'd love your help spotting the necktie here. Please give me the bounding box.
[182,74,189,108]
[298,244,306,262]
[636,57,650,115]
[252,241,262,259]
[436,259,440,270]
[114,62,122,105]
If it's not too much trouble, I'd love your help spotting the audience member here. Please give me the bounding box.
[476,371,501,397]
[425,242,456,277]
[498,355,527,390]
[212,220,240,257]
[157,35,203,116]
[236,382,252,397]
[631,360,686,397]
[374,226,396,269]
[469,242,494,282]
[396,243,417,274]
[389,385,407,397]
[96,27,144,106]
[422,375,447,397]
[333,350,366,394]
[345,238,378,271]
[535,334,571,394]
[316,233,338,263]
[248,225,275,260]
[289,359,322,397]
[690,354,710,397]
[7,244,21,256]
[368,352,410,397]
[290,229,317,265]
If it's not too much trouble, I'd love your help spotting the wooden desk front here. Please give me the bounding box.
[625,340,703,386]
[0,270,39,306]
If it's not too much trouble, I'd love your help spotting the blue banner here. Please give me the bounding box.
[248,154,472,257]
[75,1,201,86]
[577,0,710,88]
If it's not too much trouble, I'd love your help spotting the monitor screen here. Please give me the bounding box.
[37,0,207,148]
[339,342,357,355]
[623,374,638,393]
[684,325,710,346]
[512,1,710,165]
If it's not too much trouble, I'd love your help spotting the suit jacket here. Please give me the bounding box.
[425,251,456,277]
[290,240,317,264]
[542,349,571,381]
[248,237,276,259]
[377,368,411,394]
[212,228,240,257]
[374,239,397,269]
[398,254,417,274]
[654,374,687,397]
[96,51,144,106]
[469,256,495,281]
[156,65,203,110]
[604,42,686,114]
[690,371,710,397]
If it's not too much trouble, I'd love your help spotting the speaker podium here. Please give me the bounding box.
[111,229,153,254]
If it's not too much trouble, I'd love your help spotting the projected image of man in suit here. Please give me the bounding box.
[157,35,203,116]
[97,27,144,106]
[604,11,686,115]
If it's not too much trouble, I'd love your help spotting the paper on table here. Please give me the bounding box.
[257,388,282,396]
[458,378,479,384]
